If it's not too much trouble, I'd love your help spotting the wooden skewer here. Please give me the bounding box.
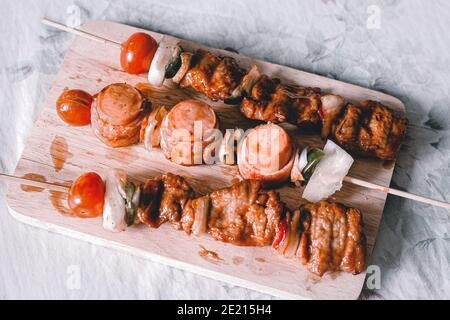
[42,18,122,49]
[0,173,69,193]
[343,176,450,209]
[40,18,450,210]
[2,171,449,210]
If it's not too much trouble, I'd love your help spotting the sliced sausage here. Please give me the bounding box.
[91,83,150,148]
[160,99,219,165]
[237,123,295,186]
[96,83,145,125]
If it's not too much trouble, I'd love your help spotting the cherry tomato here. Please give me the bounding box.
[272,219,287,249]
[68,172,105,218]
[56,89,93,126]
[120,32,158,74]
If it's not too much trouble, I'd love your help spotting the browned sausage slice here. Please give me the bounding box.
[160,99,219,165]
[238,123,294,186]
[166,99,217,135]
[91,83,150,147]
[97,83,145,126]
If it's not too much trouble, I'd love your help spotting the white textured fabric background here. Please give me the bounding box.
[1,0,449,299]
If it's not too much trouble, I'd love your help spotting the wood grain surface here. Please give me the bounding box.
[6,20,405,299]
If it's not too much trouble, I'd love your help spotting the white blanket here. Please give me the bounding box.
[1,0,449,299]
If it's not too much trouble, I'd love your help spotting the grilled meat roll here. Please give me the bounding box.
[332,100,408,160]
[297,201,366,276]
[240,76,291,123]
[240,75,322,128]
[137,173,194,229]
[208,180,285,246]
[179,49,245,101]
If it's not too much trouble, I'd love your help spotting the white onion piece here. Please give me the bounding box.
[299,147,308,172]
[103,169,128,232]
[148,38,179,87]
[130,184,142,225]
[191,196,210,236]
[284,210,301,258]
[142,106,168,151]
[202,135,222,165]
[302,140,354,203]
[290,151,302,183]
[131,185,141,208]
[172,52,193,84]
[241,65,262,95]
[143,119,158,151]
[112,169,127,199]
[320,94,345,138]
[159,115,171,158]
[217,130,235,165]
[291,147,309,183]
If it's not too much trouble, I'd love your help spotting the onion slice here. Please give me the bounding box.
[140,105,169,150]
[291,147,309,184]
[320,94,345,138]
[143,119,158,151]
[103,169,128,232]
[191,195,210,236]
[148,37,180,87]
[284,210,301,258]
[218,130,240,165]
[302,140,354,203]
[299,147,309,172]
[130,184,142,225]
[172,52,193,84]
[241,65,262,96]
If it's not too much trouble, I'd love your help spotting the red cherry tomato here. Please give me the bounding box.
[272,219,287,249]
[120,32,158,74]
[68,172,105,218]
[56,89,93,126]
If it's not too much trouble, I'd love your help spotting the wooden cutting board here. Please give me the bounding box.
[6,20,405,300]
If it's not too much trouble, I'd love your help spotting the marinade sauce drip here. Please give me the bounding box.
[20,173,46,192]
[21,172,73,216]
[50,136,72,172]
[382,160,395,169]
[199,246,223,263]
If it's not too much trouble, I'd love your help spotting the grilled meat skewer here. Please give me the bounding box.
[42,19,408,161]
[239,76,407,160]
[169,48,407,161]
[131,172,366,276]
